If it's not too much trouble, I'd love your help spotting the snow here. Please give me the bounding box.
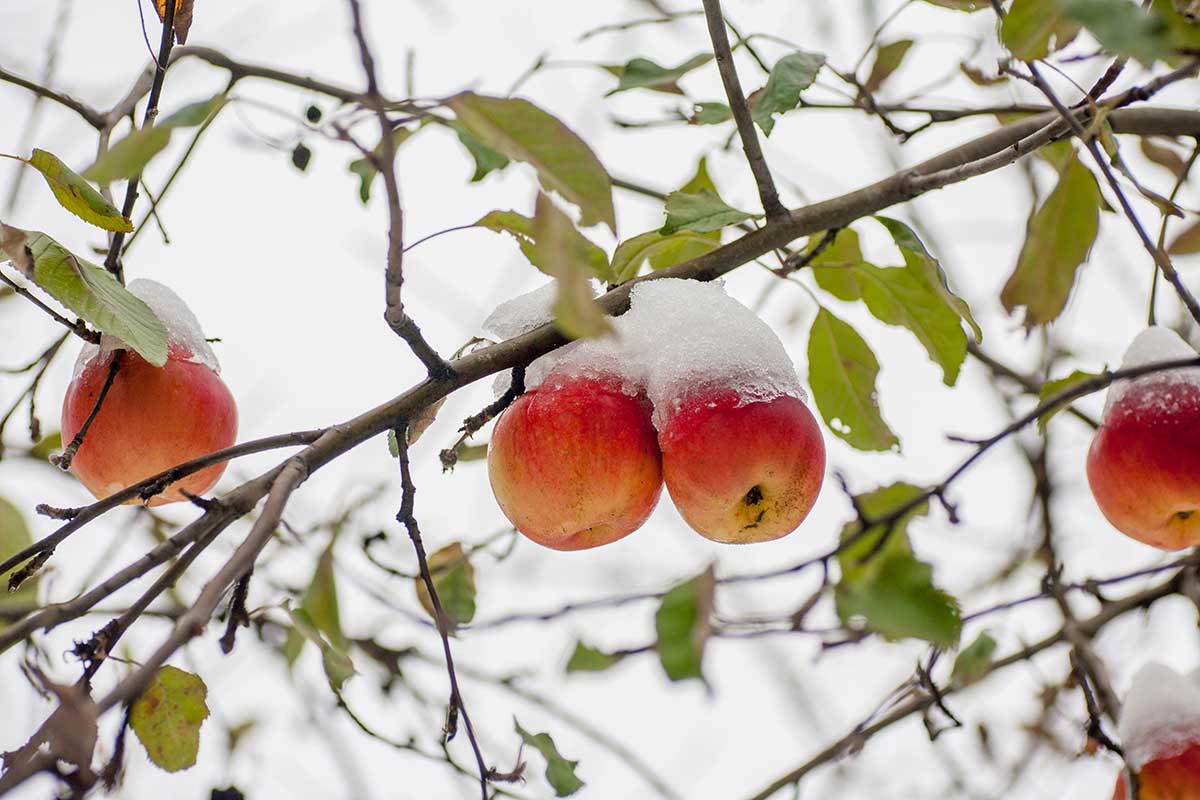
[489,278,807,430]
[1118,662,1200,768]
[481,280,559,342]
[74,278,221,377]
[1103,326,1200,418]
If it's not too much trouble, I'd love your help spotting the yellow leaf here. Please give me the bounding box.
[152,0,195,44]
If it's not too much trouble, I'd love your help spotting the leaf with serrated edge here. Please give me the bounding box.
[514,718,585,797]
[130,666,209,772]
[448,93,615,232]
[807,308,898,452]
[875,216,981,341]
[27,150,131,232]
[84,95,226,184]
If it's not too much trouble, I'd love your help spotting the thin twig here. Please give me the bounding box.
[700,0,786,219]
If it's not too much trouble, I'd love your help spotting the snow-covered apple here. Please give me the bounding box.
[61,280,238,505]
[1110,663,1200,799]
[487,371,663,551]
[658,389,825,544]
[1088,327,1200,550]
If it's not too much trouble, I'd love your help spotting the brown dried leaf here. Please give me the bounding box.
[152,0,194,44]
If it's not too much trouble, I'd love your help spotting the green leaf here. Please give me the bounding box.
[751,50,826,135]
[1002,0,1081,60]
[679,155,717,196]
[445,120,510,182]
[0,498,36,624]
[809,228,869,300]
[1058,0,1172,64]
[0,227,168,366]
[84,95,226,183]
[654,565,715,682]
[448,93,615,232]
[284,544,355,688]
[610,230,720,282]
[605,53,713,95]
[475,209,610,281]
[875,216,982,342]
[1001,156,1102,328]
[414,542,477,629]
[660,190,757,235]
[1037,369,1100,432]
[26,149,132,232]
[130,666,210,772]
[1169,219,1200,255]
[835,483,961,647]
[532,194,613,339]
[514,718,585,797]
[865,40,914,94]
[852,265,968,386]
[922,0,989,9]
[348,126,418,204]
[807,308,899,452]
[565,641,626,673]
[952,631,998,684]
[689,102,733,125]
[285,607,357,689]
[29,431,62,462]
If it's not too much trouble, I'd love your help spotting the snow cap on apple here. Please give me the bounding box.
[1088,326,1200,550]
[62,279,237,505]
[1110,662,1200,799]
[484,278,825,548]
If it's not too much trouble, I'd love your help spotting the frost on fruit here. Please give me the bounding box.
[1118,662,1200,769]
[74,278,220,376]
[1104,326,1200,419]
[484,278,809,429]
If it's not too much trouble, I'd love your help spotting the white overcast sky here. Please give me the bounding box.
[3,1,1200,798]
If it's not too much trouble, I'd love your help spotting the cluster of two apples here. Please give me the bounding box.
[486,279,826,551]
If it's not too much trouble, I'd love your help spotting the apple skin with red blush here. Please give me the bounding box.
[1087,377,1200,551]
[657,389,825,544]
[487,373,663,551]
[61,343,238,506]
[1112,742,1200,800]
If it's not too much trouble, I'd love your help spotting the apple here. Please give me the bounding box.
[1112,744,1200,800]
[658,389,825,544]
[1087,327,1200,550]
[488,372,663,550]
[62,341,238,506]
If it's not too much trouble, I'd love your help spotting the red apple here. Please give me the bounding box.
[487,373,663,551]
[1112,743,1200,799]
[1087,330,1200,550]
[658,389,825,544]
[62,342,238,505]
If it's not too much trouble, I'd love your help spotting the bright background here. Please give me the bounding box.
[2,1,1199,798]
